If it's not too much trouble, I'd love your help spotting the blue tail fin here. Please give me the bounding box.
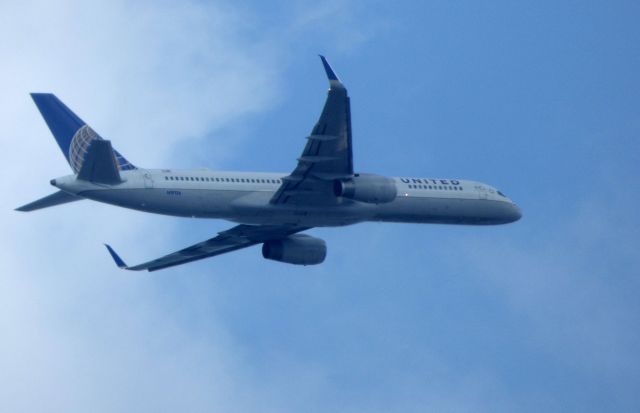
[30,93,136,173]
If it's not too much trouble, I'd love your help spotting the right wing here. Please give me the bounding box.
[105,224,309,272]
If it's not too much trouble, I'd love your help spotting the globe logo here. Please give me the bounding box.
[69,125,101,173]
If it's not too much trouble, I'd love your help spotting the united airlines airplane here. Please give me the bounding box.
[17,56,521,271]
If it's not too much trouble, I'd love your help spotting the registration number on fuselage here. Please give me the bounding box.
[166,190,182,196]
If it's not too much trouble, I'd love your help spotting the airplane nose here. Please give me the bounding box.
[510,203,522,222]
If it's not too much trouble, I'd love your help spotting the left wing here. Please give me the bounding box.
[270,56,354,205]
[105,224,308,272]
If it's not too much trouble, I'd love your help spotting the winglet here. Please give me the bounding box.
[319,55,344,89]
[104,244,128,269]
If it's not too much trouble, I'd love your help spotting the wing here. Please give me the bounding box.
[105,224,309,272]
[270,56,354,205]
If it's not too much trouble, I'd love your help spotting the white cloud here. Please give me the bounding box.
[0,0,393,410]
[0,1,288,412]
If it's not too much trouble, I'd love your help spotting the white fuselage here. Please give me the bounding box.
[52,169,522,227]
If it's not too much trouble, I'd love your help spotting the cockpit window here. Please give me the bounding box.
[497,190,507,197]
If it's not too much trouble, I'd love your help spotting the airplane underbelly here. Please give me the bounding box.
[375,196,516,225]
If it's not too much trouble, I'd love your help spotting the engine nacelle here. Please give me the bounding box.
[333,173,397,204]
[262,234,327,265]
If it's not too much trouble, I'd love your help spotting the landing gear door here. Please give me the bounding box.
[143,171,154,189]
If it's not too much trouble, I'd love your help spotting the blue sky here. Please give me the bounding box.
[1,1,639,412]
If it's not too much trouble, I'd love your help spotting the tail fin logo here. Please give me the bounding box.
[69,125,100,173]
[68,125,136,173]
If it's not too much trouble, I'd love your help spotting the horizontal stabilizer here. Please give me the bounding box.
[15,190,82,212]
[77,139,122,184]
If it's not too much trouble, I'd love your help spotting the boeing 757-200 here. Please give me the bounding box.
[17,56,521,271]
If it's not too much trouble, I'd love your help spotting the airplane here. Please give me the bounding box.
[17,56,521,271]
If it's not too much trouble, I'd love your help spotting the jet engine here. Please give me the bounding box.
[334,173,397,204]
[262,234,327,265]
